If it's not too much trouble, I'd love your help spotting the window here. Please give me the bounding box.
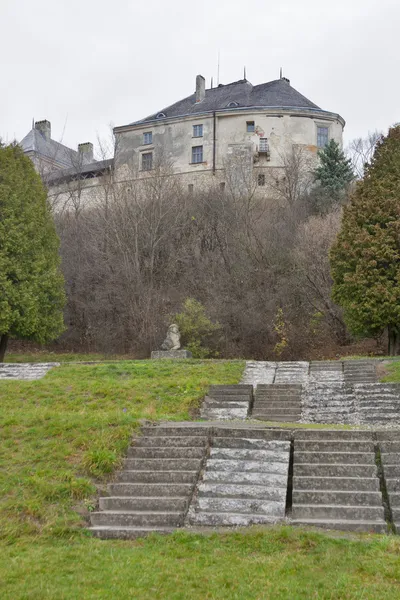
[156,112,166,119]
[143,132,152,145]
[259,138,269,153]
[193,124,203,138]
[141,152,153,171]
[227,101,239,108]
[188,184,194,194]
[258,174,265,187]
[247,121,255,133]
[317,126,329,148]
[191,145,203,164]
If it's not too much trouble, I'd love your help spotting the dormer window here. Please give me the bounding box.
[143,132,152,145]
[227,101,239,108]
[156,112,166,119]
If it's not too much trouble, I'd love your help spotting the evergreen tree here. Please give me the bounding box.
[314,139,354,197]
[330,126,400,355]
[0,143,66,361]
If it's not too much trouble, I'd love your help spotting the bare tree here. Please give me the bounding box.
[346,131,382,179]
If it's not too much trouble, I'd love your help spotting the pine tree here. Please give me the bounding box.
[0,143,66,361]
[330,126,400,355]
[314,139,354,197]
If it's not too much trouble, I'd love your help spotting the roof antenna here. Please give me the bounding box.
[211,76,213,89]
[280,67,283,79]
[244,66,246,80]
[217,50,220,86]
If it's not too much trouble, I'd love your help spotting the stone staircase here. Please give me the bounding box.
[89,425,208,539]
[309,361,344,384]
[291,430,387,532]
[200,385,253,420]
[377,431,400,533]
[344,360,377,384]
[274,361,309,384]
[240,361,277,386]
[187,427,291,526]
[301,383,356,425]
[354,383,400,425]
[252,384,302,422]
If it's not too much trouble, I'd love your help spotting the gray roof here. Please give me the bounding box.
[46,158,113,185]
[130,78,328,126]
[20,128,88,169]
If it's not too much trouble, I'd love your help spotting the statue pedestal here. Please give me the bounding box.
[151,350,193,359]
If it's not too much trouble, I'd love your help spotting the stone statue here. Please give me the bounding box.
[161,324,181,351]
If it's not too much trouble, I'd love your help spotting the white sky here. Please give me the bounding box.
[1,0,399,157]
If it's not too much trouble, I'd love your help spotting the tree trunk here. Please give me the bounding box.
[0,334,9,363]
[388,326,400,356]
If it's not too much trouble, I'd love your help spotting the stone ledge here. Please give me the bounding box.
[151,350,192,359]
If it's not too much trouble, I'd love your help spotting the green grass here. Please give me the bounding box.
[1,527,400,599]
[0,359,243,540]
[381,360,400,382]
[5,351,126,363]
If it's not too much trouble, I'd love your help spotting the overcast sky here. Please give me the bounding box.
[1,0,399,157]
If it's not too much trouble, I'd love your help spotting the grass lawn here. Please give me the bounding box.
[382,360,400,383]
[1,527,400,599]
[4,351,127,363]
[2,357,400,599]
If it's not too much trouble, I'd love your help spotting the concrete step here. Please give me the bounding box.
[109,483,194,496]
[209,448,289,462]
[91,511,183,527]
[387,492,400,505]
[212,437,289,450]
[127,447,205,459]
[253,415,301,422]
[203,399,249,408]
[203,471,289,486]
[196,497,285,516]
[90,526,175,539]
[380,453,400,465]
[290,519,387,533]
[294,464,378,478]
[141,427,209,437]
[379,438,400,449]
[116,470,197,484]
[291,504,384,521]
[135,436,207,448]
[295,440,374,453]
[294,452,375,465]
[213,428,292,441]
[257,384,303,390]
[294,430,373,441]
[188,512,281,526]
[123,458,202,471]
[207,459,289,475]
[389,507,400,521]
[292,490,383,506]
[99,497,188,512]
[293,476,380,491]
[209,385,252,395]
[255,400,300,410]
[382,465,400,478]
[376,431,400,441]
[197,483,287,500]
[200,408,248,419]
[385,479,400,493]
[253,407,301,414]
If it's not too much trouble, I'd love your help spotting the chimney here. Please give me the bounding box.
[195,75,205,103]
[35,120,51,141]
[78,142,94,163]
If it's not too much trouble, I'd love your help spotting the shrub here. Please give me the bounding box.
[173,298,222,358]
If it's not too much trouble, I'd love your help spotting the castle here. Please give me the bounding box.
[20,73,345,208]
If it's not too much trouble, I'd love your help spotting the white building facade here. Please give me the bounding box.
[113,75,345,192]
